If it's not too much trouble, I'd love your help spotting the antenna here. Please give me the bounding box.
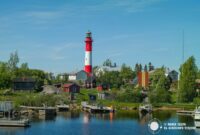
[182,30,185,63]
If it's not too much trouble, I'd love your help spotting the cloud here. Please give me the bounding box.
[84,0,165,13]
[25,11,62,20]
[0,0,165,26]
[112,0,164,12]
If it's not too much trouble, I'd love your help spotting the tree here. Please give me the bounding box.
[148,62,154,71]
[150,74,171,103]
[149,67,165,89]
[120,64,135,83]
[8,51,19,71]
[178,56,198,102]
[0,62,12,89]
[103,59,112,67]
[20,63,29,69]
[28,69,46,91]
[139,64,142,72]
[97,71,122,88]
[198,70,200,79]
[116,88,143,103]
[144,64,148,72]
[134,63,140,74]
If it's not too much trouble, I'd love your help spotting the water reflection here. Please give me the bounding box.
[58,111,80,120]
[152,110,173,121]
[83,112,91,124]
[0,127,29,135]
[0,111,199,135]
[139,112,152,125]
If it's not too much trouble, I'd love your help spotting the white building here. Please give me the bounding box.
[94,66,121,77]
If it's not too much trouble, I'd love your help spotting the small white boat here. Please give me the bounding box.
[139,104,152,113]
[194,106,200,128]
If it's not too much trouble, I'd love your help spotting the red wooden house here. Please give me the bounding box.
[63,83,80,93]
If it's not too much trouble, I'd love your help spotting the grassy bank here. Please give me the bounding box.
[0,89,197,111]
[0,91,70,109]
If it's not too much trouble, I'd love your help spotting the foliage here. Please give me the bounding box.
[0,51,48,91]
[193,97,200,105]
[149,67,166,90]
[103,59,116,67]
[120,64,135,83]
[144,64,147,72]
[148,62,154,71]
[116,88,143,103]
[0,92,70,108]
[0,62,12,89]
[150,74,171,103]
[7,51,19,71]
[198,70,200,79]
[178,56,198,102]
[96,71,122,88]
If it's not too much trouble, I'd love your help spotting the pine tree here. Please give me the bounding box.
[139,64,142,72]
[144,64,148,72]
[135,63,139,73]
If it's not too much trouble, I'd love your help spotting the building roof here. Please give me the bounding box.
[63,83,80,88]
[68,70,86,76]
[98,66,121,72]
[13,77,35,83]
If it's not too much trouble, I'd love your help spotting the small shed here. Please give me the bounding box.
[88,94,96,101]
[0,101,13,112]
[97,83,109,91]
[13,77,35,91]
[63,83,80,93]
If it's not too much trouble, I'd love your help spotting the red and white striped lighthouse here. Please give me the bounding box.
[84,31,93,76]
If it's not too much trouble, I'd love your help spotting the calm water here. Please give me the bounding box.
[0,111,200,135]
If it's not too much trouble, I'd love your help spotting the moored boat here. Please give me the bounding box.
[194,106,200,128]
[139,104,152,114]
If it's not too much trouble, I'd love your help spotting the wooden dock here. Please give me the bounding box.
[81,102,114,113]
[177,110,194,116]
[0,119,30,127]
[20,106,57,117]
[20,106,56,110]
[56,105,69,112]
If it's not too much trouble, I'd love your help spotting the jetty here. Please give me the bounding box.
[20,106,56,117]
[56,105,69,112]
[0,101,30,127]
[81,102,114,113]
[177,110,194,116]
[0,119,29,127]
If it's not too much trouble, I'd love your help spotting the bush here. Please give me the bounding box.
[193,97,200,105]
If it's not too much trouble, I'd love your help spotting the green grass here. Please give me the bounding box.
[0,91,70,109]
[152,103,195,110]
[76,88,98,103]
[95,100,140,110]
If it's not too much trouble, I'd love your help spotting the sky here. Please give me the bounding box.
[0,0,200,74]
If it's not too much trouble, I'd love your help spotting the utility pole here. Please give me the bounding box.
[178,29,185,102]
